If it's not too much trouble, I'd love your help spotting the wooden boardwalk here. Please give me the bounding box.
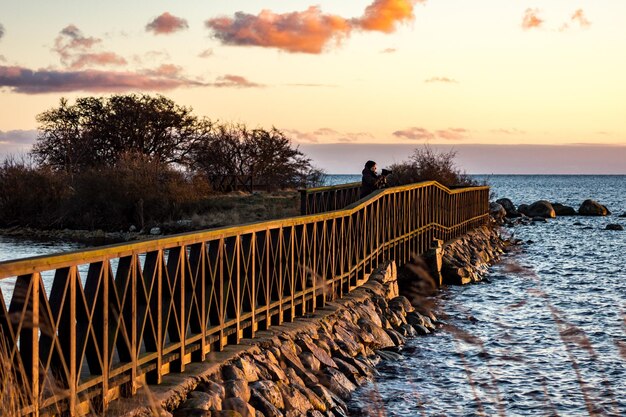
[0,180,489,416]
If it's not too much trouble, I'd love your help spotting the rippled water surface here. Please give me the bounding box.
[351,175,626,416]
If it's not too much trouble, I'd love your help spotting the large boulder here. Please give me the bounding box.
[496,198,520,217]
[489,202,506,222]
[527,201,556,218]
[552,203,577,216]
[517,204,529,216]
[579,200,610,216]
[606,223,624,231]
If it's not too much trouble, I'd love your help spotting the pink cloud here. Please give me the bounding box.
[146,12,189,35]
[205,0,425,54]
[522,8,543,30]
[424,76,457,84]
[68,52,127,69]
[0,65,204,94]
[213,74,264,88]
[54,25,126,69]
[284,128,374,143]
[491,128,526,135]
[436,128,468,140]
[393,127,434,140]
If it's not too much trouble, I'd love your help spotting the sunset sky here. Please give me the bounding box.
[1,1,625,173]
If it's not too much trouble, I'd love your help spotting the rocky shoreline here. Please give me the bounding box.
[113,225,505,417]
[490,198,625,231]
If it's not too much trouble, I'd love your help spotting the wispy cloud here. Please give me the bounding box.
[522,8,543,30]
[0,65,204,94]
[53,25,127,69]
[146,12,189,35]
[381,47,397,54]
[491,128,526,135]
[213,74,263,88]
[393,127,468,140]
[198,49,214,58]
[424,76,457,84]
[0,129,38,146]
[285,128,373,143]
[570,9,591,29]
[205,0,425,54]
[0,23,5,40]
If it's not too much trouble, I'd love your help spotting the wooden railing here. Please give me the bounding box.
[0,181,489,416]
[299,182,362,215]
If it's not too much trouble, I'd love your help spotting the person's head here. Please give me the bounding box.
[365,160,377,173]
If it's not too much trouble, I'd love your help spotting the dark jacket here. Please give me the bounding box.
[361,168,385,198]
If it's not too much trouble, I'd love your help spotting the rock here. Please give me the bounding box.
[293,383,327,412]
[129,225,137,232]
[296,334,337,369]
[399,323,417,337]
[375,350,404,361]
[212,411,243,417]
[552,203,577,216]
[518,204,529,216]
[388,296,414,314]
[278,383,313,415]
[173,410,211,417]
[224,380,251,403]
[532,216,548,223]
[150,227,161,235]
[356,318,395,349]
[606,223,624,231]
[300,351,321,372]
[178,392,214,411]
[249,391,283,417]
[489,202,506,221]
[318,367,357,400]
[527,201,556,218]
[579,199,610,216]
[250,381,284,410]
[222,398,255,417]
[385,328,406,347]
[233,357,261,382]
[619,212,626,218]
[573,221,584,226]
[333,358,366,386]
[496,198,520,217]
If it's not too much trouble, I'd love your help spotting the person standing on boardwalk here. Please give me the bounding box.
[360,160,387,198]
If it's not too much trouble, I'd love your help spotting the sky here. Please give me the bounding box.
[0,0,625,173]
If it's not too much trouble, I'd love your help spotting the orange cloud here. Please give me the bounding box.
[146,12,189,35]
[571,9,591,28]
[424,76,457,83]
[358,0,423,33]
[206,0,425,54]
[206,7,352,54]
[213,74,263,88]
[522,8,543,30]
[0,65,203,94]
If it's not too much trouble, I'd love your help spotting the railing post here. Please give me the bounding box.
[298,189,308,215]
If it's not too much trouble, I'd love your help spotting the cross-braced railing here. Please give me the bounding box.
[0,181,489,416]
[299,182,362,215]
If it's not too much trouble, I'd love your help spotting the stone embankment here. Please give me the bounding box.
[109,225,505,417]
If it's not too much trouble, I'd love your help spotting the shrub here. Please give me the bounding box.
[64,153,210,231]
[0,157,70,228]
[388,146,476,188]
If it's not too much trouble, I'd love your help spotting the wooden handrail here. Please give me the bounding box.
[0,180,490,416]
